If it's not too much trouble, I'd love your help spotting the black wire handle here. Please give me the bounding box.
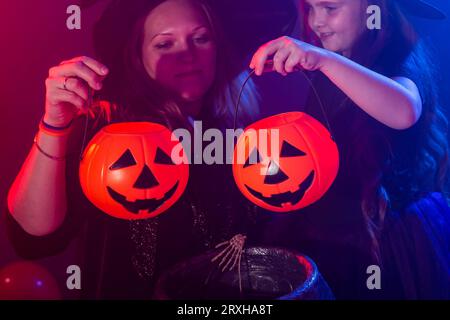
[233,61,334,140]
[79,87,93,160]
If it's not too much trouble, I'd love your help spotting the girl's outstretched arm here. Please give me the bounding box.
[320,50,422,130]
[250,36,422,130]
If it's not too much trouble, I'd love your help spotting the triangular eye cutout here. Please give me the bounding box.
[280,141,307,157]
[263,161,289,184]
[110,149,137,170]
[154,147,175,165]
[244,148,262,168]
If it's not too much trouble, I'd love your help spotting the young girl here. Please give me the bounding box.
[250,0,450,299]
[6,0,269,299]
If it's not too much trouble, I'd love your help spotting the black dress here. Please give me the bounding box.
[262,53,450,299]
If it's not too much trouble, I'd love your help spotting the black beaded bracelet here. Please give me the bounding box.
[41,118,73,130]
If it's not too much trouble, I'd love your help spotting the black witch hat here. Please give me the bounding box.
[396,0,446,20]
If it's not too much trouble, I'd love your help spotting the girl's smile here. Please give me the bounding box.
[304,0,367,56]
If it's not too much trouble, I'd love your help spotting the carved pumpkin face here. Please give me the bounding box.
[233,112,339,212]
[79,122,189,220]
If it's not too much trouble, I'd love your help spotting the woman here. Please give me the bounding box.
[251,0,450,299]
[6,0,266,299]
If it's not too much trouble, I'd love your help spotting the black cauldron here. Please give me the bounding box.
[154,246,334,300]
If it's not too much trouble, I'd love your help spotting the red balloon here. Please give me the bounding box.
[233,112,339,212]
[0,261,61,300]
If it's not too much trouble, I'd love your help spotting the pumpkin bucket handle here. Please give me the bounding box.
[233,62,334,140]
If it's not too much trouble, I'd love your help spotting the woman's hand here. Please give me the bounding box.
[43,56,109,127]
[249,36,328,76]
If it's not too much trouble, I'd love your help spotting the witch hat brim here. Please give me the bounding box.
[208,0,297,55]
[397,0,446,20]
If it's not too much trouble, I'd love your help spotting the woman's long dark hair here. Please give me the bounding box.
[299,0,449,262]
[91,0,259,131]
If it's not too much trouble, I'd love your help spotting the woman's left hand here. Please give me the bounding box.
[250,36,328,76]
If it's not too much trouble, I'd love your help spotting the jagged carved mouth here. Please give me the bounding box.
[244,171,315,208]
[107,181,179,214]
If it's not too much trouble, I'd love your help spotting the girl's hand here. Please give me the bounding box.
[43,56,109,128]
[249,36,328,76]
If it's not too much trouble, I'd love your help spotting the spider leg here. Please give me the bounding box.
[211,243,232,263]
[218,244,236,269]
[230,243,243,271]
[238,246,244,294]
[215,240,229,249]
[221,245,240,272]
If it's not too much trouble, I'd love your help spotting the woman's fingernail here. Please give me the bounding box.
[101,67,109,75]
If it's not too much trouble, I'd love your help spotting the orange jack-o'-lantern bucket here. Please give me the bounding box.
[233,112,339,212]
[79,122,189,220]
